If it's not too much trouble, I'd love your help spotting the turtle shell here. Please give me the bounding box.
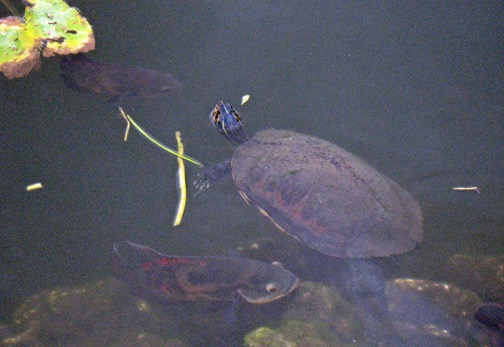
[231,129,423,258]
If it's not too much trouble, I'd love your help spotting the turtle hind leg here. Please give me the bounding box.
[193,159,232,194]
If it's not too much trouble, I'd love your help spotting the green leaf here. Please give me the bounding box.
[24,0,94,57]
[0,16,40,79]
[0,0,95,79]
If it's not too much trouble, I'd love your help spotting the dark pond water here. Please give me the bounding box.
[0,1,502,346]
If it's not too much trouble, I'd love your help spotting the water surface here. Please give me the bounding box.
[0,1,502,345]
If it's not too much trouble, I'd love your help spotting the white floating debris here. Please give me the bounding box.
[241,94,250,105]
[26,182,43,191]
[452,187,480,194]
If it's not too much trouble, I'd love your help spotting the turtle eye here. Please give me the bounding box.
[211,107,222,126]
[265,283,279,293]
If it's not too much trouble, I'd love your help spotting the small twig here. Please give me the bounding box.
[452,186,480,194]
[173,131,187,226]
[118,106,203,167]
[118,106,131,141]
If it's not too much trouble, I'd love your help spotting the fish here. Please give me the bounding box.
[59,53,182,101]
[113,241,299,304]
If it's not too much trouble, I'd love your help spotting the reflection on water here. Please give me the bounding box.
[0,1,502,346]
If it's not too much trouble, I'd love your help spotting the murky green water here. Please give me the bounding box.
[1,1,502,346]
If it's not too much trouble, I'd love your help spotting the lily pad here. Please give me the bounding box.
[24,0,95,57]
[0,0,95,79]
[0,16,40,78]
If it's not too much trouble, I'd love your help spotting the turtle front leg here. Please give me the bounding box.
[193,159,232,194]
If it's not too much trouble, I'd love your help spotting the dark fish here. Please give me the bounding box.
[60,53,181,100]
[475,303,504,347]
[113,241,299,304]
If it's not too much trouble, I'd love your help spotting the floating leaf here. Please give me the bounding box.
[0,16,40,78]
[24,0,95,57]
[0,0,95,79]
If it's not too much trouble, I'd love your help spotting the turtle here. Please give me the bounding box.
[196,101,423,259]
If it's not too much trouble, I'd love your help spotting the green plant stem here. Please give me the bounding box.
[126,114,204,167]
[1,0,21,16]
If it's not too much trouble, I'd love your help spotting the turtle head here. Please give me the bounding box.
[210,101,249,146]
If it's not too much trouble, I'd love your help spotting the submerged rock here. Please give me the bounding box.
[244,282,362,346]
[282,282,362,343]
[0,278,185,347]
[1,276,494,346]
[244,321,331,347]
[0,276,291,347]
[245,279,491,346]
[385,278,487,346]
[244,327,284,347]
[447,254,504,303]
